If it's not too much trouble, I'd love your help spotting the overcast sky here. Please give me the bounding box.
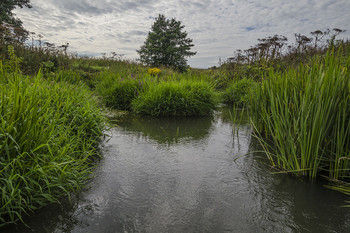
[14,0,350,68]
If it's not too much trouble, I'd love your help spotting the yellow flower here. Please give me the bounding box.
[148,68,161,76]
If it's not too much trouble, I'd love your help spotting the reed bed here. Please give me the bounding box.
[250,51,350,181]
[0,64,105,225]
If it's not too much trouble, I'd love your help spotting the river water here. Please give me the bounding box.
[3,107,350,233]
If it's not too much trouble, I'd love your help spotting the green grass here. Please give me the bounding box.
[132,80,218,116]
[250,50,350,180]
[0,63,105,226]
[95,68,220,116]
[221,78,256,106]
[96,73,145,110]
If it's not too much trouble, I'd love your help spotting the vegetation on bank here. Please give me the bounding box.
[221,78,256,106]
[250,50,350,181]
[0,52,105,225]
[96,74,143,110]
[132,80,217,116]
[223,35,350,200]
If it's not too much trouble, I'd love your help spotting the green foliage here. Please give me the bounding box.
[132,80,218,116]
[0,41,71,75]
[219,29,347,82]
[0,0,32,43]
[221,78,256,106]
[0,65,105,225]
[2,45,22,73]
[52,69,96,88]
[137,14,196,72]
[96,73,144,110]
[250,50,350,180]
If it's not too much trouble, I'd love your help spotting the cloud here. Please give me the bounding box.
[14,0,350,68]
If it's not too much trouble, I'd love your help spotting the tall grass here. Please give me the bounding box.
[221,78,256,107]
[96,73,145,110]
[250,50,350,181]
[0,63,105,225]
[132,80,218,116]
[95,68,220,116]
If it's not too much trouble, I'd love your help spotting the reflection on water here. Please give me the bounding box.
[3,106,350,233]
[115,113,215,144]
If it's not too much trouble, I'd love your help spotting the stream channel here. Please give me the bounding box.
[3,106,350,233]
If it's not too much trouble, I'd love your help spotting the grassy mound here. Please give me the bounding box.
[132,80,218,116]
[96,73,144,110]
[221,78,256,106]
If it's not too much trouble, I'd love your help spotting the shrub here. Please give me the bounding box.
[132,80,217,116]
[221,78,256,106]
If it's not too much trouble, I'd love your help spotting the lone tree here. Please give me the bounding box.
[137,14,196,72]
[0,0,32,43]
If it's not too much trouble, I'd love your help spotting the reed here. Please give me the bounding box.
[250,50,350,180]
[0,64,105,225]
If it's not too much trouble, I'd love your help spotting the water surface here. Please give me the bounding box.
[3,107,350,233]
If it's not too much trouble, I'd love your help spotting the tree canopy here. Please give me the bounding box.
[137,14,196,72]
[0,0,32,43]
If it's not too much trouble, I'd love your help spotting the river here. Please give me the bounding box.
[3,106,350,233]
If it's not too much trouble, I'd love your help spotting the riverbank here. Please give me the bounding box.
[0,56,106,226]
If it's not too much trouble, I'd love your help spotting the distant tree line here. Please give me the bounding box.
[225,28,346,66]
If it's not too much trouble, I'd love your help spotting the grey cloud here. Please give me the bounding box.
[189,29,202,34]
[111,30,147,45]
[126,30,147,36]
[46,0,157,16]
[120,39,132,43]
[54,0,115,15]
[13,0,350,68]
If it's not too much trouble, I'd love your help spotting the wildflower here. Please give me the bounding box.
[148,68,161,76]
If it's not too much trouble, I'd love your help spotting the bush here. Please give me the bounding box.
[0,68,105,225]
[132,80,218,116]
[221,78,256,106]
